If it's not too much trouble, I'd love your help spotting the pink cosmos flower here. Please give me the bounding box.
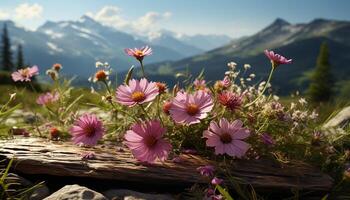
[116,78,159,107]
[203,118,250,158]
[169,91,213,125]
[218,91,243,111]
[193,79,206,90]
[197,165,215,177]
[36,92,60,106]
[11,65,39,82]
[221,76,231,88]
[125,46,152,62]
[124,120,172,163]
[69,114,105,146]
[264,50,292,67]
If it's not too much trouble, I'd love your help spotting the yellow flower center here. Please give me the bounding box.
[135,50,144,57]
[21,68,30,77]
[131,91,146,102]
[186,103,199,116]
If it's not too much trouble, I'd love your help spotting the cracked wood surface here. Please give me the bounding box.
[0,137,333,193]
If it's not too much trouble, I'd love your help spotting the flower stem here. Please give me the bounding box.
[139,61,146,78]
[245,67,275,108]
[139,104,151,120]
[156,95,164,125]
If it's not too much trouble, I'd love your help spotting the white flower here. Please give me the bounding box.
[299,98,307,105]
[290,102,296,110]
[249,73,256,78]
[273,95,279,101]
[244,64,251,70]
[227,61,237,69]
[246,78,252,81]
[9,93,16,101]
[95,61,104,68]
[310,110,318,120]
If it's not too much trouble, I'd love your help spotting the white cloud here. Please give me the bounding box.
[0,10,10,20]
[14,3,43,20]
[87,6,172,33]
[86,6,128,28]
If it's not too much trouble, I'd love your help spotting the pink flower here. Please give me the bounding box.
[211,177,223,185]
[116,78,159,107]
[169,91,213,125]
[124,120,172,163]
[125,46,152,62]
[193,79,206,90]
[264,50,292,67]
[197,165,215,177]
[162,101,172,115]
[11,65,39,82]
[218,91,243,111]
[81,152,96,160]
[261,133,275,146]
[203,118,250,158]
[36,92,60,106]
[221,76,231,87]
[69,114,105,146]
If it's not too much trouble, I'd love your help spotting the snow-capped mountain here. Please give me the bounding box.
[1,15,231,78]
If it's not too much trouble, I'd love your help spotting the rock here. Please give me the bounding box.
[323,106,350,129]
[103,189,175,200]
[6,173,50,200]
[44,184,107,200]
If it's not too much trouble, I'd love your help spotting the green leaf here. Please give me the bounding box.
[216,185,234,200]
[124,65,134,85]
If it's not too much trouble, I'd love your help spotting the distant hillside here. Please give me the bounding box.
[141,18,350,95]
[0,16,230,78]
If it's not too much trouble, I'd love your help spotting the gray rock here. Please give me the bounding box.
[6,173,50,200]
[323,106,350,129]
[44,184,107,200]
[103,189,175,200]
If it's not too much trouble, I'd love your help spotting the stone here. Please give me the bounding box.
[323,106,350,128]
[44,184,107,200]
[103,189,175,200]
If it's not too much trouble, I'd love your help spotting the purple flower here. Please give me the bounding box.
[69,114,105,146]
[125,46,152,62]
[124,120,172,163]
[169,90,213,125]
[11,65,39,82]
[264,50,292,67]
[218,91,243,111]
[116,78,159,107]
[261,133,275,146]
[36,92,60,106]
[81,152,96,160]
[203,118,250,158]
[197,165,215,177]
[211,177,223,185]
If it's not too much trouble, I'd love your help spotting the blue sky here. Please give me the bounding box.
[0,0,349,38]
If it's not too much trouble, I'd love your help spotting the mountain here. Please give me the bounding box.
[142,18,350,95]
[142,30,204,57]
[177,34,232,51]
[1,15,230,79]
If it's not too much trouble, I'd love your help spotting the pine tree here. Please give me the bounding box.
[16,44,24,69]
[307,42,333,102]
[1,23,13,71]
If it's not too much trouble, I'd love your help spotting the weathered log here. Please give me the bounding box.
[0,137,333,193]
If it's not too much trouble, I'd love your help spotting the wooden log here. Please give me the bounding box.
[0,137,333,193]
